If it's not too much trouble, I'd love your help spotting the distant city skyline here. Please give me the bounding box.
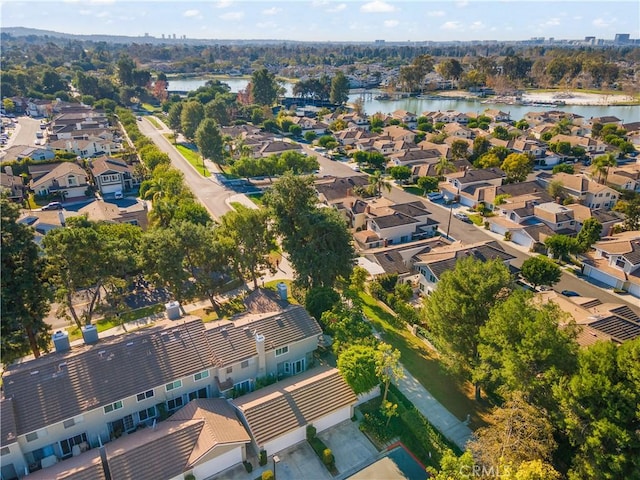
[1,0,638,43]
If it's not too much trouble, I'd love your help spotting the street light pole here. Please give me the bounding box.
[273,455,280,480]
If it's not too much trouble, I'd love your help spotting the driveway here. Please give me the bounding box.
[212,421,378,480]
[318,420,378,474]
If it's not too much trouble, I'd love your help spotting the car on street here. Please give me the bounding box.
[42,201,63,211]
[454,212,472,223]
[561,290,580,297]
[426,192,443,201]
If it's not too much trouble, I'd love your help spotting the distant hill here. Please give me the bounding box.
[1,26,298,46]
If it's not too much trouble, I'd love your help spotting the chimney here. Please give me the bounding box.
[365,205,371,214]
[255,333,266,377]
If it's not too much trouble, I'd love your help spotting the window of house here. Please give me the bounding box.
[226,366,233,374]
[59,433,88,459]
[429,274,436,282]
[138,407,156,422]
[616,258,626,269]
[194,370,209,381]
[275,346,289,357]
[67,175,77,186]
[63,419,75,429]
[136,390,154,402]
[188,388,208,401]
[1,447,9,456]
[167,397,184,412]
[241,360,249,368]
[595,204,600,209]
[103,401,123,414]
[605,192,610,197]
[25,432,38,442]
[165,380,182,391]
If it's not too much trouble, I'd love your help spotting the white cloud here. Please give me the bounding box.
[220,11,245,21]
[262,7,281,15]
[214,0,233,8]
[96,11,110,18]
[79,9,92,15]
[89,0,115,4]
[426,10,445,17]
[542,18,561,27]
[456,0,469,7]
[183,9,200,17]
[470,21,484,31]
[360,1,395,13]
[441,21,463,31]
[573,15,583,21]
[384,20,399,28]
[311,0,329,6]
[593,17,616,28]
[327,3,347,13]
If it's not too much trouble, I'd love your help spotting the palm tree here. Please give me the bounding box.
[435,156,456,179]
[369,170,392,197]
[592,153,617,184]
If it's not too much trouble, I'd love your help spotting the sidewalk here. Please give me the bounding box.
[395,367,473,450]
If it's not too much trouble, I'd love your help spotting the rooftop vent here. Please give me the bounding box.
[81,324,99,345]
[52,330,70,353]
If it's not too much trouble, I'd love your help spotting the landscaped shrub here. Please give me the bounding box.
[184,474,196,480]
[243,461,253,473]
[306,424,317,440]
[259,450,267,466]
[322,448,335,467]
[261,469,274,480]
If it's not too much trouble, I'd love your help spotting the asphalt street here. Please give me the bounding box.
[137,117,235,220]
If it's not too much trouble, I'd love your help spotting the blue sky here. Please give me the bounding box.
[2,1,638,42]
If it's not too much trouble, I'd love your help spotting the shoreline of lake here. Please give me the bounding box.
[166,76,639,120]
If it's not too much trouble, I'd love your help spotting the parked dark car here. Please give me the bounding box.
[561,290,580,297]
[454,212,473,224]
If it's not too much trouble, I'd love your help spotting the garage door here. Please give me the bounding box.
[586,268,619,288]
[101,184,122,194]
[511,231,533,249]
[264,427,306,456]
[193,446,244,479]
[312,406,353,434]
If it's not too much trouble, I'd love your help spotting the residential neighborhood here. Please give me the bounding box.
[2,22,640,480]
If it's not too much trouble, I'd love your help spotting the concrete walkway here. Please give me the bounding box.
[395,367,473,451]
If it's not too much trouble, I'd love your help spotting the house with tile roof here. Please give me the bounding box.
[532,202,577,234]
[0,171,24,201]
[88,156,137,196]
[25,398,251,480]
[78,199,149,230]
[440,168,506,207]
[232,366,356,455]
[581,231,640,298]
[413,240,516,293]
[29,162,89,199]
[351,199,440,249]
[537,291,640,346]
[536,172,619,210]
[605,164,640,192]
[0,305,323,478]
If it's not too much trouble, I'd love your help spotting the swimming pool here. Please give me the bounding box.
[348,445,426,480]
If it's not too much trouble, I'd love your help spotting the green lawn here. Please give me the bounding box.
[468,214,484,226]
[66,304,164,342]
[175,144,210,177]
[247,192,264,206]
[146,116,162,129]
[141,103,161,113]
[403,186,424,196]
[358,291,491,429]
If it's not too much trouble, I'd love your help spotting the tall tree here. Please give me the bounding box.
[337,344,379,395]
[613,193,640,231]
[215,205,276,289]
[369,170,392,196]
[116,54,136,86]
[469,392,558,474]
[376,342,404,405]
[575,217,602,253]
[1,196,51,362]
[330,71,350,105]
[167,102,184,139]
[450,139,470,160]
[435,156,456,178]
[250,68,278,106]
[195,118,225,167]
[591,153,617,184]
[554,338,640,480]
[180,101,205,140]
[520,255,562,289]
[501,153,533,183]
[544,234,579,261]
[477,290,579,404]
[422,257,513,399]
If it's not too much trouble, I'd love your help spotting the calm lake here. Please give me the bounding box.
[168,77,639,122]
